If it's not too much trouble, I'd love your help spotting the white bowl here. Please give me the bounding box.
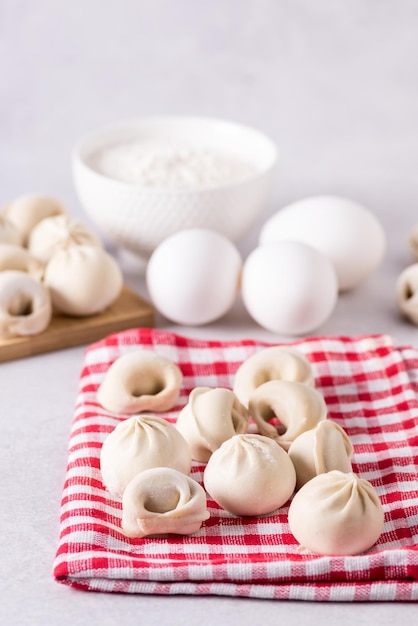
[72,116,278,258]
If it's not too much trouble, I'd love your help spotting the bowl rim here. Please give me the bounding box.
[72,115,278,194]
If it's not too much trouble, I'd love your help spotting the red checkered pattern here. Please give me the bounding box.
[53,329,418,601]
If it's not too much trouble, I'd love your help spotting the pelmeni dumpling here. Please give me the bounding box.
[176,387,250,462]
[28,215,102,263]
[203,433,296,516]
[122,467,209,538]
[396,263,418,325]
[233,346,314,407]
[0,214,23,246]
[288,470,385,555]
[248,380,327,450]
[44,243,123,316]
[408,224,418,260]
[0,244,44,280]
[100,415,192,499]
[3,193,67,244]
[288,421,353,489]
[97,350,183,415]
[0,270,52,338]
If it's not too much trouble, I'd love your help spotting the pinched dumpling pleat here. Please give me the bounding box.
[203,433,296,516]
[28,214,103,263]
[0,244,44,280]
[288,470,384,555]
[122,467,209,538]
[288,421,354,489]
[233,346,314,407]
[175,387,250,462]
[100,415,192,499]
[0,270,52,339]
[97,350,183,414]
[248,380,327,450]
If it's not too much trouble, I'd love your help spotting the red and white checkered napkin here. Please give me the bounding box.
[53,329,418,601]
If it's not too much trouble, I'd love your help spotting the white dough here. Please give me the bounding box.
[396,263,418,325]
[176,387,249,462]
[122,467,209,538]
[0,214,23,246]
[408,223,418,260]
[248,380,327,450]
[0,270,52,338]
[288,470,384,555]
[44,243,123,316]
[97,350,183,414]
[0,244,44,280]
[28,214,102,263]
[233,345,315,407]
[100,415,192,499]
[203,433,296,516]
[3,193,67,244]
[288,421,353,489]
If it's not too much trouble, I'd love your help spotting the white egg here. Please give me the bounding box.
[146,228,242,325]
[259,196,386,291]
[241,241,338,335]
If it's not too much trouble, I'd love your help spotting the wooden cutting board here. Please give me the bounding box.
[0,285,154,363]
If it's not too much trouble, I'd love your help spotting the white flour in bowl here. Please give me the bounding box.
[90,139,257,189]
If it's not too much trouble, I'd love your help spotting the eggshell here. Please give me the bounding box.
[146,228,242,325]
[241,241,338,335]
[259,196,386,291]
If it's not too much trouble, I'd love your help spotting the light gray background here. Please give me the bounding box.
[1,1,418,624]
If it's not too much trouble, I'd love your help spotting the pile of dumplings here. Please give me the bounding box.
[0,193,123,339]
[98,345,385,556]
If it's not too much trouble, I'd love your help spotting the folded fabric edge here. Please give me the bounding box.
[85,328,395,354]
[53,546,418,588]
[54,575,418,602]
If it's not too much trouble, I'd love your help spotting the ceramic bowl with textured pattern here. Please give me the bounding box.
[72,116,278,259]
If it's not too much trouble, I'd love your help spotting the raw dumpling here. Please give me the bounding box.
[0,214,23,246]
[122,467,209,538]
[408,223,418,260]
[28,214,102,263]
[203,433,296,516]
[288,470,384,555]
[0,244,44,280]
[0,270,51,338]
[97,350,183,414]
[100,414,192,498]
[44,243,123,316]
[396,263,418,325]
[3,193,67,244]
[233,346,314,407]
[248,379,327,450]
[176,387,250,462]
[288,420,353,489]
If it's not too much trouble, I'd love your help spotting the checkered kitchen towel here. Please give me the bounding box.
[53,329,418,601]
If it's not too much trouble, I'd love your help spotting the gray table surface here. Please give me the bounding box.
[1,1,418,623]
